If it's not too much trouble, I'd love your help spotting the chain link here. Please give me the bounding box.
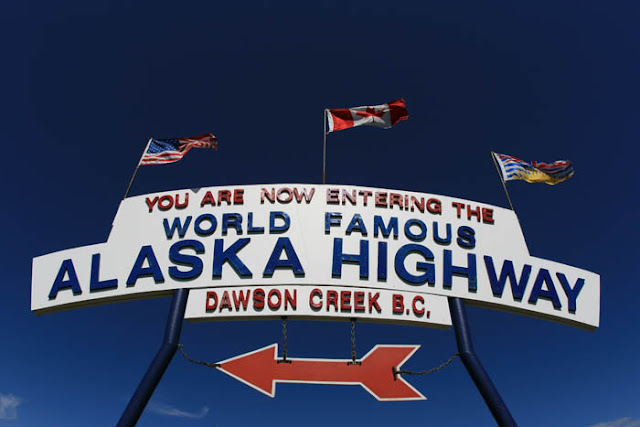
[278,316,291,363]
[177,344,221,369]
[393,352,460,378]
[348,318,361,365]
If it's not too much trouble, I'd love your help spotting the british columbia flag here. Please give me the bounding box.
[493,152,575,185]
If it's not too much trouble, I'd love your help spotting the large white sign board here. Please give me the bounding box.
[31,184,600,329]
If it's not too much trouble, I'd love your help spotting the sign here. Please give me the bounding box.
[185,285,451,327]
[31,184,600,329]
[216,344,425,401]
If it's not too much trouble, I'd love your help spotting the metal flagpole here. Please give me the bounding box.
[491,151,516,212]
[323,109,327,184]
[123,138,152,200]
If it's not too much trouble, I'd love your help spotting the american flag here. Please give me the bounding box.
[493,152,575,185]
[140,133,217,165]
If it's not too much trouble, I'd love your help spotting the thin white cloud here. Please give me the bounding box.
[590,417,640,427]
[147,402,209,419]
[0,394,21,420]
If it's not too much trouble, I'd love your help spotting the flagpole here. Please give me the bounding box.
[123,138,152,200]
[491,151,516,212]
[323,109,327,184]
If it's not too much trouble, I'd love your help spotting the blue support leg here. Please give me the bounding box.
[117,289,190,427]
[448,297,517,427]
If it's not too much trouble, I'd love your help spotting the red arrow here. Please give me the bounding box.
[216,344,425,401]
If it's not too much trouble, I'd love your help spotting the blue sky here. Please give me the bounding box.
[2,0,640,425]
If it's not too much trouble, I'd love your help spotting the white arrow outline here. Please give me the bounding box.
[216,344,426,401]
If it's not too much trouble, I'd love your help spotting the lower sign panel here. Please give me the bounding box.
[185,285,452,328]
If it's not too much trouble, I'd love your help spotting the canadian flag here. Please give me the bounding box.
[326,98,409,133]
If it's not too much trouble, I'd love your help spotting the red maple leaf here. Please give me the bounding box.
[355,106,386,120]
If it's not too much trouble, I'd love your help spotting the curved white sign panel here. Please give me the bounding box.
[31,184,600,329]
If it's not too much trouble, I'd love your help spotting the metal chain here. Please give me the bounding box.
[178,343,458,377]
[278,316,291,363]
[393,352,460,378]
[177,344,221,369]
[348,318,361,365]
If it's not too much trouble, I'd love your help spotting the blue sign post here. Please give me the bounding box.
[449,297,516,426]
[117,289,190,427]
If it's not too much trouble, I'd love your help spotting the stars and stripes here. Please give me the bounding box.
[140,133,218,165]
[326,99,409,133]
[493,152,575,185]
